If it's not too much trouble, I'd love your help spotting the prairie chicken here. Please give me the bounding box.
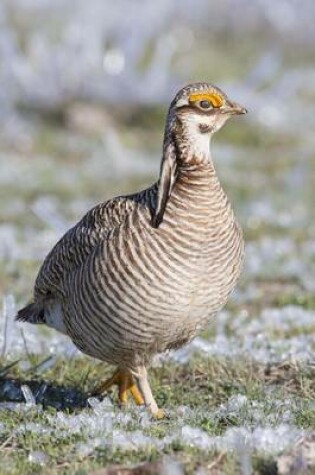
[17,83,247,418]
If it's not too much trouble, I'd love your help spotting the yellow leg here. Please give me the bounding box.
[92,368,145,406]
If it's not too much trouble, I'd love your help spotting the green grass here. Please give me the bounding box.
[0,353,314,474]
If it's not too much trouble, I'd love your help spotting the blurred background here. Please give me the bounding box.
[0,0,315,356]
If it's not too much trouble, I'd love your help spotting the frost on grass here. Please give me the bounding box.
[28,451,48,466]
[11,394,305,460]
[180,424,302,455]
[21,385,36,407]
[245,238,315,292]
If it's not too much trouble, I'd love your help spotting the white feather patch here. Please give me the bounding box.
[45,301,67,334]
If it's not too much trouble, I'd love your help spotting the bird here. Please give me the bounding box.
[16,82,247,418]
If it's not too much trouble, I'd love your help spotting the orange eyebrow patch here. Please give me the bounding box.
[189,92,224,108]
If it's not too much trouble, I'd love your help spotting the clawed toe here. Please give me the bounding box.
[91,366,167,419]
[91,368,145,406]
[152,408,168,420]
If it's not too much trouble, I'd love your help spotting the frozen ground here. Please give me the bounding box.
[1,1,315,474]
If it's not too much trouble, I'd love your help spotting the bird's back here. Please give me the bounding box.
[34,186,156,299]
[17,186,156,328]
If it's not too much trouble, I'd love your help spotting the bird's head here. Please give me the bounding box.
[167,82,247,157]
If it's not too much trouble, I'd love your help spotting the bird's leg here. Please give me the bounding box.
[132,366,166,419]
[92,367,144,406]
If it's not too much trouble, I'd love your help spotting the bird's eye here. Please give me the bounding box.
[199,100,211,109]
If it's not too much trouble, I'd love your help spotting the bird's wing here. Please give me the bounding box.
[34,189,154,301]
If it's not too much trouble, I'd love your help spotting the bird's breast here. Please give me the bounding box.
[65,169,244,361]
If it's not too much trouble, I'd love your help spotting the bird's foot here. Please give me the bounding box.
[91,368,145,406]
[152,408,167,420]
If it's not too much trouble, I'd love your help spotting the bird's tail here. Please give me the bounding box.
[15,302,45,324]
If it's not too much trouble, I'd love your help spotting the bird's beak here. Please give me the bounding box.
[221,101,248,115]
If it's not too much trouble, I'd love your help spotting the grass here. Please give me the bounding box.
[0,352,314,474]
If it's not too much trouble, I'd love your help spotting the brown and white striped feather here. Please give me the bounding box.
[33,162,244,367]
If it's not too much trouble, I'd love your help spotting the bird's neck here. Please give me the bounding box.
[172,113,213,166]
[153,122,225,228]
[166,126,228,212]
[173,127,215,177]
[173,159,221,202]
[156,125,221,203]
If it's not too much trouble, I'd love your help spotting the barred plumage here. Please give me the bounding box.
[17,82,247,417]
